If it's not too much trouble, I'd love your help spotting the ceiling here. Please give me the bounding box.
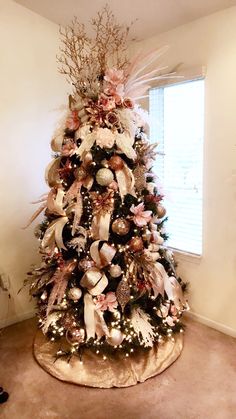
[14,0,236,40]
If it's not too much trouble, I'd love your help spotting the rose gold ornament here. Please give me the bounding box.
[96,168,114,186]
[68,287,82,301]
[157,204,166,218]
[129,237,144,252]
[109,264,122,278]
[112,218,130,235]
[108,155,124,171]
[106,328,124,346]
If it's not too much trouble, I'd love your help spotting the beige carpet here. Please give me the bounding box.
[0,316,235,419]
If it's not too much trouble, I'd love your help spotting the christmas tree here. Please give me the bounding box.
[26,7,188,385]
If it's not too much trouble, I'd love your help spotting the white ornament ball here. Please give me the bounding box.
[106,328,124,346]
[109,264,122,278]
[68,287,82,301]
[96,168,114,186]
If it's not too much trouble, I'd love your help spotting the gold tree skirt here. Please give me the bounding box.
[34,331,183,388]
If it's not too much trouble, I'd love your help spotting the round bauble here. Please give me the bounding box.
[157,204,166,218]
[106,328,124,347]
[108,155,124,171]
[109,264,122,278]
[96,168,114,186]
[112,218,130,236]
[129,237,144,252]
[68,287,82,301]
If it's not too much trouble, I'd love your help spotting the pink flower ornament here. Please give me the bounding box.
[104,68,124,86]
[66,110,80,131]
[130,203,152,227]
[95,292,118,312]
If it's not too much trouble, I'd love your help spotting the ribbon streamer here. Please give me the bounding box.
[115,161,136,201]
[91,212,111,241]
[90,241,116,268]
[47,188,66,216]
[45,157,61,187]
[41,216,68,251]
[115,132,136,160]
[149,262,186,309]
[164,276,186,310]
[84,293,110,340]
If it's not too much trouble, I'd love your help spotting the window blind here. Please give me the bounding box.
[149,79,204,255]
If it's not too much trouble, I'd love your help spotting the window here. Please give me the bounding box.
[149,79,204,255]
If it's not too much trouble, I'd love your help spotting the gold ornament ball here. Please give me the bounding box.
[108,155,124,171]
[106,328,124,346]
[96,168,114,186]
[157,204,166,218]
[129,236,144,252]
[68,287,82,301]
[112,218,130,235]
[109,264,122,278]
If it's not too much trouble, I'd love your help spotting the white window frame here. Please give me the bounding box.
[148,67,206,260]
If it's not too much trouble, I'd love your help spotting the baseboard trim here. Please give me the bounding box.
[0,310,35,329]
[186,311,236,338]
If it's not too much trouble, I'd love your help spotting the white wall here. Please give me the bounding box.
[131,7,236,336]
[0,0,68,327]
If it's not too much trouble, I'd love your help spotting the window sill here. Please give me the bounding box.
[169,248,202,264]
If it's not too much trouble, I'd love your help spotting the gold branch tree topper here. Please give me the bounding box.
[57,6,131,98]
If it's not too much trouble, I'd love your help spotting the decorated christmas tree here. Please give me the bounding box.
[26,7,188,387]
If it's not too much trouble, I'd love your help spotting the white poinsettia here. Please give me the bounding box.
[76,126,136,160]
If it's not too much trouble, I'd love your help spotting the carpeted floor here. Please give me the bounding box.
[0,316,235,419]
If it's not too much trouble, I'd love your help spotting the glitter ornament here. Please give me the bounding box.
[157,204,166,218]
[112,218,130,235]
[96,168,114,186]
[68,287,82,301]
[129,237,144,252]
[106,328,124,346]
[116,278,130,311]
[108,155,124,171]
[109,264,122,278]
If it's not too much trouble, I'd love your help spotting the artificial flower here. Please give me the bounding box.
[105,111,120,128]
[61,139,77,156]
[66,110,80,131]
[104,68,124,86]
[123,97,134,109]
[90,190,114,215]
[95,292,118,312]
[98,94,116,111]
[108,180,119,191]
[130,203,152,227]
[144,194,163,204]
[95,127,115,149]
